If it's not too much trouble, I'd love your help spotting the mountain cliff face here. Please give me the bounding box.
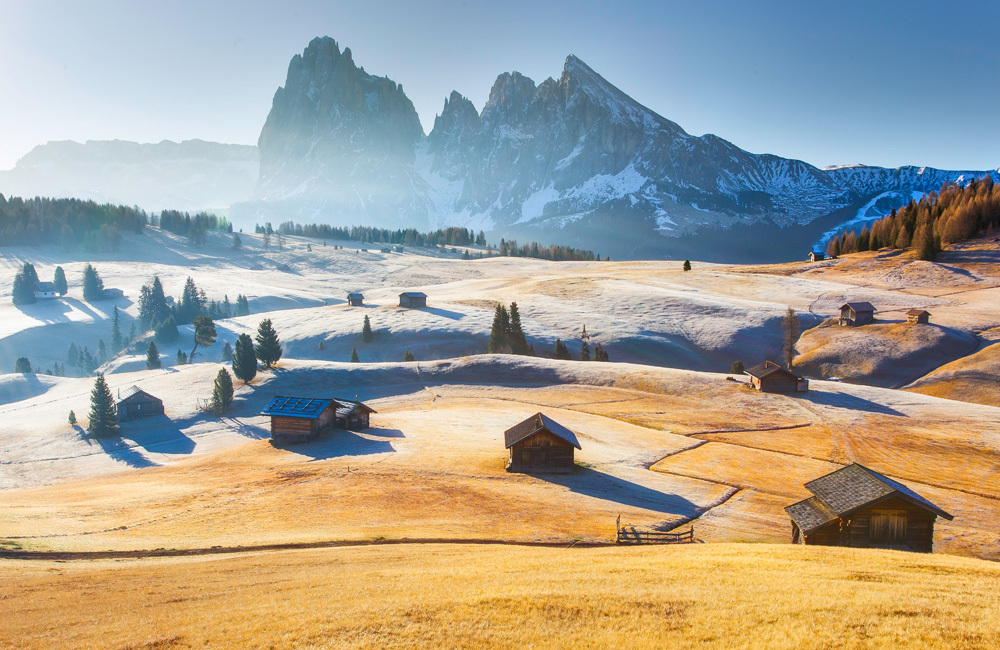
[0,139,257,212]
[240,38,1000,259]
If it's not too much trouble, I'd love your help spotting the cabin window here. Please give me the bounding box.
[869,509,907,543]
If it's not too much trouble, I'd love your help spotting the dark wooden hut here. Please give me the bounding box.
[332,398,376,430]
[839,301,875,326]
[785,463,953,552]
[347,292,365,307]
[504,413,581,474]
[809,251,826,262]
[116,386,164,421]
[398,291,427,308]
[907,309,930,324]
[262,396,337,444]
[744,361,808,393]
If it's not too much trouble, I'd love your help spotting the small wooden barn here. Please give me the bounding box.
[347,292,365,307]
[504,413,581,474]
[809,251,826,262]
[785,463,953,552]
[839,301,875,326]
[262,396,338,444]
[102,287,125,299]
[398,291,427,308]
[744,361,808,393]
[33,281,57,299]
[116,386,164,421]
[907,309,931,324]
[332,398,376,430]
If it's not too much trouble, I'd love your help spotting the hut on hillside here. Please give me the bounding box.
[116,386,164,421]
[347,292,365,307]
[744,361,808,393]
[262,396,338,444]
[809,251,826,262]
[398,291,427,308]
[839,301,875,326]
[785,463,953,552]
[907,309,931,324]
[102,287,125,299]
[33,281,58,300]
[504,412,581,474]
[333,398,376,430]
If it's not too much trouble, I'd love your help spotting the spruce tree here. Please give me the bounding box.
[782,307,800,369]
[581,340,591,361]
[592,343,610,362]
[554,338,571,360]
[211,367,235,414]
[683,259,692,272]
[68,342,79,367]
[350,347,360,363]
[176,349,187,365]
[111,306,123,355]
[232,333,257,384]
[403,350,415,362]
[14,357,31,373]
[731,360,745,375]
[318,340,325,351]
[488,304,511,353]
[362,315,374,343]
[146,341,162,370]
[87,374,118,438]
[68,410,77,426]
[155,314,179,343]
[222,341,233,362]
[82,263,104,301]
[231,233,242,250]
[12,262,38,305]
[189,315,217,362]
[254,318,282,368]
[97,339,107,366]
[53,266,68,295]
[508,302,527,354]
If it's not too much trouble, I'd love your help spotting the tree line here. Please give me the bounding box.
[826,176,1000,261]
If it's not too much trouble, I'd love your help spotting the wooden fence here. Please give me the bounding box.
[616,514,695,545]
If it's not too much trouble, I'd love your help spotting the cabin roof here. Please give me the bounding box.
[786,463,953,533]
[34,281,56,291]
[332,397,377,418]
[840,301,876,312]
[399,291,427,298]
[744,360,800,381]
[117,385,161,405]
[347,292,364,300]
[907,309,931,317]
[504,412,581,450]
[261,396,333,419]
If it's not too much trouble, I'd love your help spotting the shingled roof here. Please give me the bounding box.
[504,413,581,450]
[332,397,376,419]
[116,385,160,404]
[907,309,931,317]
[785,463,953,534]
[840,301,876,312]
[744,360,800,380]
[399,291,427,298]
[262,396,333,419]
[347,292,364,300]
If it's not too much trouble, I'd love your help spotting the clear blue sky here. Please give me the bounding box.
[2,0,998,171]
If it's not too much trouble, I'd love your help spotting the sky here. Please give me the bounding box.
[1,0,998,171]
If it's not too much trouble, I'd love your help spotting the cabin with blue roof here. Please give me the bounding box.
[262,395,376,444]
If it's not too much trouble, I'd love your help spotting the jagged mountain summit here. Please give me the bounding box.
[239,37,997,260]
[0,139,258,213]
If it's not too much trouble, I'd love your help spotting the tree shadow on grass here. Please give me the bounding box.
[543,466,702,517]
[76,425,159,469]
[421,306,465,321]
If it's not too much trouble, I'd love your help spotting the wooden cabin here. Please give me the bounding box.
[785,463,953,553]
[744,361,808,393]
[262,396,337,444]
[398,291,427,308]
[332,398,376,430]
[347,292,365,307]
[504,413,581,474]
[116,386,164,421]
[809,251,826,262]
[839,301,875,326]
[33,281,57,300]
[102,287,125,299]
[907,309,930,324]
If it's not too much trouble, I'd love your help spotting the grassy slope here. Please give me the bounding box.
[905,328,1000,406]
[2,543,998,649]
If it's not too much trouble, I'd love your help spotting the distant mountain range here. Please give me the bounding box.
[4,36,997,260]
[0,139,257,213]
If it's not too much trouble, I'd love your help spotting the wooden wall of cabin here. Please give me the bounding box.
[316,405,337,431]
[760,375,798,393]
[801,496,938,552]
[508,431,575,471]
[270,416,316,436]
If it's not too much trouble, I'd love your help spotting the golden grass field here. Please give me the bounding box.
[2,543,999,649]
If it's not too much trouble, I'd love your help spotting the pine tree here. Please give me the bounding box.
[488,304,511,353]
[782,307,800,369]
[211,367,235,414]
[155,314,179,343]
[350,347,360,363]
[14,357,31,373]
[592,343,610,362]
[232,333,257,384]
[189,316,217,362]
[254,319,282,368]
[53,266,68,295]
[683,259,692,271]
[362,315,374,343]
[231,233,242,250]
[87,374,118,438]
[318,339,325,351]
[97,339,107,366]
[581,324,589,340]
[110,306,123,355]
[222,341,233,362]
[82,263,104,301]
[146,341,161,370]
[554,338,571,360]
[12,261,38,305]
[176,349,187,365]
[508,302,527,354]
[68,342,79,367]
[68,410,77,426]
[403,350,415,362]
[730,360,745,375]
[581,340,591,361]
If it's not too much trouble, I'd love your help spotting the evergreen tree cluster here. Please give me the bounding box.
[82,263,104,301]
[268,221,486,248]
[827,176,1000,262]
[87,374,118,438]
[11,261,39,305]
[488,302,530,354]
[496,238,603,262]
[0,194,143,249]
[156,210,231,244]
